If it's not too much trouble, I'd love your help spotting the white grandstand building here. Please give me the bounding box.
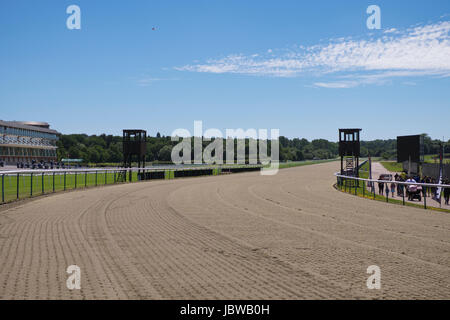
[0,120,60,165]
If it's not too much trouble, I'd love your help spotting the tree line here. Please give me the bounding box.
[56,133,450,164]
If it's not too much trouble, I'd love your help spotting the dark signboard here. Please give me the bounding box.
[397,135,424,163]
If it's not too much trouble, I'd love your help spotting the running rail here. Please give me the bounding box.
[334,172,450,210]
[0,164,263,175]
[334,172,450,189]
[0,164,263,204]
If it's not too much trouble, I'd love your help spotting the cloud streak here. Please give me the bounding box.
[176,21,450,87]
[137,77,178,87]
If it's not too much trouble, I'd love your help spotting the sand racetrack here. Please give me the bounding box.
[0,162,449,300]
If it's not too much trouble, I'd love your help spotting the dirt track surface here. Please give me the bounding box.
[1,162,449,300]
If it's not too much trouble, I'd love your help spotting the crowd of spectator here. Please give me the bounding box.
[374,172,449,205]
[15,160,82,170]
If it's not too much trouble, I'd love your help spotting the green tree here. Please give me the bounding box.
[157,145,172,161]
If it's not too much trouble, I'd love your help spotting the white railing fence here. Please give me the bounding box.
[335,172,450,210]
[0,164,262,204]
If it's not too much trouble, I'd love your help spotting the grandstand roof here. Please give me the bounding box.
[0,120,60,135]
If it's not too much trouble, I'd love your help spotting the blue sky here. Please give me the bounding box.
[1,0,449,141]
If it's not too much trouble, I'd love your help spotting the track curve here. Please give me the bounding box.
[0,162,449,299]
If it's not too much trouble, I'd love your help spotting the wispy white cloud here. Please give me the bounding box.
[314,81,358,89]
[137,77,178,87]
[383,28,398,34]
[176,20,450,87]
[313,69,446,88]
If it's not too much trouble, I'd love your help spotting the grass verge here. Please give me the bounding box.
[277,159,337,169]
[380,161,403,172]
[0,171,138,203]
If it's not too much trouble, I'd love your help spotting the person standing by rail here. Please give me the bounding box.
[421,177,427,198]
[444,179,450,206]
[397,176,405,196]
[425,176,432,197]
[390,182,396,198]
[378,176,385,196]
[431,178,437,199]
